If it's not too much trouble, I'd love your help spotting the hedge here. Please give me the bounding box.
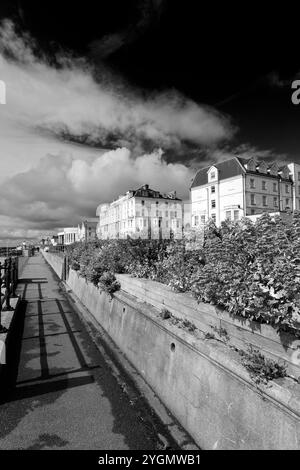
[64,212,300,334]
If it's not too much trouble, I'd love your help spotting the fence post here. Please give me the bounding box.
[11,257,17,297]
[4,258,12,311]
[0,261,8,333]
[0,262,3,333]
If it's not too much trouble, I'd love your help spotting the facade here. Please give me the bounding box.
[191,157,293,226]
[288,162,300,211]
[50,235,58,246]
[57,227,78,245]
[77,218,98,242]
[96,184,183,240]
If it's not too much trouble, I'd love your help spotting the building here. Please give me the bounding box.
[50,235,58,246]
[96,184,183,240]
[57,227,78,245]
[288,162,300,211]
[191,157,293,226]
[77,218,99,242]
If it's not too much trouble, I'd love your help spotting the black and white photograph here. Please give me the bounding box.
[0,0,299,459]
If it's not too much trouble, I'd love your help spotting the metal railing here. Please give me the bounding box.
[0,257,18,334]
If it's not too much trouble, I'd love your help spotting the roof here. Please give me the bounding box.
[191,156,293,188]
[191,157,245,189]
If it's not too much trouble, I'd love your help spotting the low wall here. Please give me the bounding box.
[42,251,64,279]
[116,274,300,380]
[67,268,299,450]
[42,252,300,449]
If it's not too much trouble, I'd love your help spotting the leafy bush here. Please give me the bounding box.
[64,213,300,334]
[191,213,300,333]
[153,240,204,292]
[240,346,287,384]
[98,271,121,296]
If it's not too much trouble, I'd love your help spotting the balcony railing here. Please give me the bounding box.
[0,257,18,333]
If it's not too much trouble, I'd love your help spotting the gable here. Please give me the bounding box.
[191,157,245,189]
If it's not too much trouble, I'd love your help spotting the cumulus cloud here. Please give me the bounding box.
[0,19,234,155]
[0,19,237,239]
[0,148,194,237]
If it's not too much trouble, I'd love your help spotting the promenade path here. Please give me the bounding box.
[0,255,161,449]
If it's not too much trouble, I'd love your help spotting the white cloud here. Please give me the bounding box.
[0,148,194,237]
[0,20,234,239]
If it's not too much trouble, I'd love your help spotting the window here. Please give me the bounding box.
[211,214,216,222]
[274,197,278,207]
[234,210,239,221]
[251,209,255,215]
[298,171,300,181]
[250,178,255,189]
[166,220,169,228]
[156,210,159,216]
[143,219,147,227]
[273,182,277,192]
[158,220,162,228]
[174,211,177,217]
[211,185,215,194]
[262,181,267,190]
[263,195,267,206]
[286,198,290,207]
[156,201,159,205]
[201,215,206,224]
[285,184,289,194]
[176,220,180,228]
[211,200,216,209]
[194,216,199,226]
[225,211,231,220]
[298,186,300,195]
[210,171,216,180]
[250,194,256,205]
[141,200,145,206]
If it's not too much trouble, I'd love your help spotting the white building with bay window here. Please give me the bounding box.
[96,184,183,240]
[191,157,294,226]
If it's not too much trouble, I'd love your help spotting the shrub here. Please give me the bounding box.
[98,271,121,296]
[240,346,287,384]
[191,213,300,333]
[64,214,300,335]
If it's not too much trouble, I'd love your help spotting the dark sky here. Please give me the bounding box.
[1,0,299,160]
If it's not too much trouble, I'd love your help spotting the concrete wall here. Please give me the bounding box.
[42,252,300,449]
[42,251,64,279]
[115,274,300,381]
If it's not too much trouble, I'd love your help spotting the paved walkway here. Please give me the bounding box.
[0,255,160,449]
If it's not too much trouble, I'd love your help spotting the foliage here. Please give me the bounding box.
[98,271,121,296]
[240,346,287,384]
[65,213,300,333]
[191,213,300,333]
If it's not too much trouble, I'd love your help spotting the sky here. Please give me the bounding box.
[0,0,299,241]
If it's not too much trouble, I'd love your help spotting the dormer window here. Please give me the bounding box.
[269,162,279,176]
[246,158,257,172]
[208,166,218,182]
[281,166,290,180]
[258,161,268,174]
